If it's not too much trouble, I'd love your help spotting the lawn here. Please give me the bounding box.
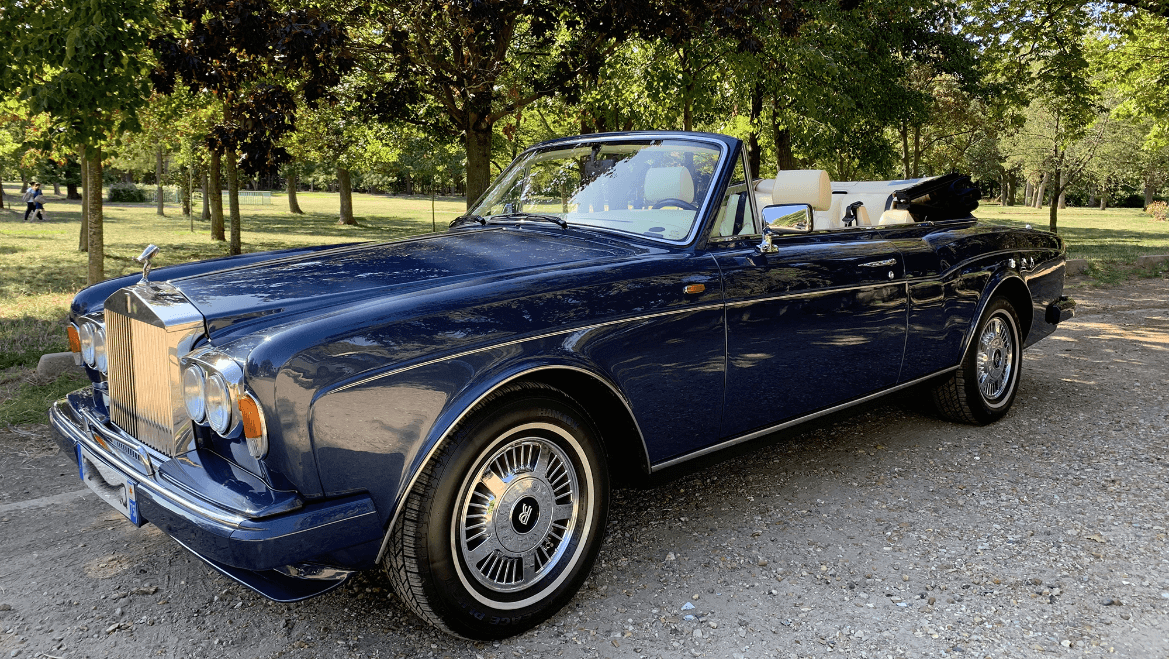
[977,203,1168,282]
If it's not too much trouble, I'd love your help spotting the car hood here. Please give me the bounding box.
[169,227,644,337]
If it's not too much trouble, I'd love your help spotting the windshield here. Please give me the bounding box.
[468,138,724,242]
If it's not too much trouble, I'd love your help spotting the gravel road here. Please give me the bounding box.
[1,277,1165,659]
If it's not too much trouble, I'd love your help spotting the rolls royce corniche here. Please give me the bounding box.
[49,131,1075,639]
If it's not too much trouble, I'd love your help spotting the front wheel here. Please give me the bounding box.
[383,383,609,639]
[932,296,1023,424]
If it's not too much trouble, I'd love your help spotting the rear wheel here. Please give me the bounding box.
[384,383,609,639]
[932,296,1022,425]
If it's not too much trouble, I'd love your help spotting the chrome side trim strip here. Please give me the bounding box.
[329,305,725,396]
[50,400,248,528]
[332,280,910,397]
[648,365,959,473]
[374,364,650,565]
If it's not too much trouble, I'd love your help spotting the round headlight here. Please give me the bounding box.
[79,323,96,367]
[205,372,233,435]
[92,326,107,374]
[182,365,207,423]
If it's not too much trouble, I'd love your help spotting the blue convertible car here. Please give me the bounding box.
[50,131,1074,638]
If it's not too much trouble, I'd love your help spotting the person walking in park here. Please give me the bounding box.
[22,182,38,221]
[24,183,45,221]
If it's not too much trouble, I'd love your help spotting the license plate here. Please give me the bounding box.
[77,444,141,526]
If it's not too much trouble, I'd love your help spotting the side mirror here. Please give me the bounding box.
[761,203,813,233]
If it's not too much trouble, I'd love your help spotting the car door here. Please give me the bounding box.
[712,230,908,439]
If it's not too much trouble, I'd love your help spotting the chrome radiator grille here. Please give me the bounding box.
[106,310,177,454]
[102,283,204,456]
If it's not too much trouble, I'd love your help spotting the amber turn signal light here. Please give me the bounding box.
[238,395,263,440]
[683,284,706,295]
[67,324,81,353]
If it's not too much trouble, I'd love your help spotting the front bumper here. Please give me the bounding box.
[1046,296,1076,324]
[50,388,384,602]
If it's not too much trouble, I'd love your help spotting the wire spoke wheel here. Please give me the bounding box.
[976,316,1015,402]
[384,383,609,639]
[931,297,1022,425]
[456,431,580,593]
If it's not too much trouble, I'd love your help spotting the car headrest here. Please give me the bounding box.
[644,167,695,204]
[854,204,871,226]
[755,170,832,211]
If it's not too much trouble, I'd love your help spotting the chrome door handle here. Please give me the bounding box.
[859,258,897,268]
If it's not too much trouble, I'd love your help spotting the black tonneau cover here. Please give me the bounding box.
[893,173,980,222]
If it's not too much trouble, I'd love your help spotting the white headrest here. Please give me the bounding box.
[878,209,914,226]
[756,170,832,211]
[644,167,694,204]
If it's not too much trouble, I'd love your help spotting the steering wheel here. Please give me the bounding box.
[651,198,698,210]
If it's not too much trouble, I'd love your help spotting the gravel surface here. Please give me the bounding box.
[1,277,1166,659]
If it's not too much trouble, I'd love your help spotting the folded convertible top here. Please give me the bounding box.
[893,173,980,222]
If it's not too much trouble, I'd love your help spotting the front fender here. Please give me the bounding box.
[306,347,640,540]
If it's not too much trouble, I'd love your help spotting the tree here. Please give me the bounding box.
[152,0,352,252]
[350,0,758,207]
[0,0,157,283]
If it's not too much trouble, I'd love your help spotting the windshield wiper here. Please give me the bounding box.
[450,214,487,228]
[489,212,568,229]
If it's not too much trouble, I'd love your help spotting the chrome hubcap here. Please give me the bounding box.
[976,316,1015,402]
[457,436,579,593]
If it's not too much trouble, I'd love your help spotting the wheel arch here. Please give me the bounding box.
[375,363,648,564]
[962,271,1033,356]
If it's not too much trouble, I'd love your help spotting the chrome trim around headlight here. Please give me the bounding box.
[79,322,96,367]
[182,350,245,437]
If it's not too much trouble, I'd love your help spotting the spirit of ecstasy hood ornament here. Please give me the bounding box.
[135,244,160,284]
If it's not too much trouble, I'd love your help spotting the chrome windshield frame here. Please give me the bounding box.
[469,133,731,247]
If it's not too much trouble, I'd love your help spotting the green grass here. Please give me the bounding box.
[0,369,90,426]
[0,181,464,374]
[977,204,1169,284]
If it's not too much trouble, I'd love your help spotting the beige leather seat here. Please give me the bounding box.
[878,209,914,226]
[644,167,695,206]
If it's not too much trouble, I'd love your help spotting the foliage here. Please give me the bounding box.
[1145,201,1167,222]
[108,182,147,203]
[151,0,354,176]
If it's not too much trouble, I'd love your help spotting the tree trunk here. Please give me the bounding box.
[287,174,304,214]
[1056,170,1068,209]
[899,122,911,179]
[0,181,4,209]
[1006,171,1017,206]
[87,146,104,284]
[1023,181,1033,208]
[465,123,494,210]
[66,182,79,199]
[337,167,355,224]
[225,149,242,255]
[79,151,89,252]
[1087,191,1096,208]
[156,144,165,216]
[999,172,1008,205]
[210,149,225,241]
[1048,166,1061,233]
[201,167,210,221]
[20,181,28,194]
[181,165,192,216]
[1034,172,1049,209]
[1144,178,1154,208]
[747,82,763,178]
[1100,181,1108,210]
[53,182,60,195]
[912,125,921,178]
